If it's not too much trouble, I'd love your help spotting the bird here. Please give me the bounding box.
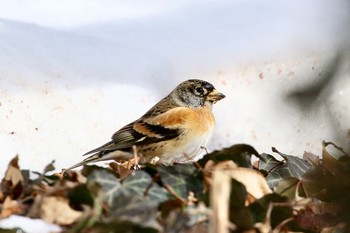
[66,79,225,170]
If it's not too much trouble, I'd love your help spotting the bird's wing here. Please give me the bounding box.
[83,107,191,156]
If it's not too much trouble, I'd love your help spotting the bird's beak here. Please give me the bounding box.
[207,89,225,103]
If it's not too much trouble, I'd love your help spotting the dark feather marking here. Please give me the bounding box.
[139,122,179,138]
[83,121,181,156]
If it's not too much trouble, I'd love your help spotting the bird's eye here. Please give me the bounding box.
[194,86,205,95]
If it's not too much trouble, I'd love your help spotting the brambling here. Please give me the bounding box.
[66,79,225,170]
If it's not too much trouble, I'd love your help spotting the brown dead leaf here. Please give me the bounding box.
[109,162,133,179]
[29,195,82,225]
[0,190,4,203]
[254,222,271,233]
[208,161,272,202]
[1,155,24,199]
[203,160,271,202]
[208,160,238,171]
[0,196,23,218]
[203,160,238,192]
[321,222,346,233]
[209,163,272,232]
[295,200,342,231]
[322,142,343,175]
[210,170,236,233]
[4,156,23,186]
[227,167,272,203]
[61,170,87,185]
[303,152,321,166]
[116,147,142,170]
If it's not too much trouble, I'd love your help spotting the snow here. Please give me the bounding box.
[1,0,350,178]
[0,215,61,233]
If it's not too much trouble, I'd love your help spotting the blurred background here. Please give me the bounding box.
[0,0,349,174]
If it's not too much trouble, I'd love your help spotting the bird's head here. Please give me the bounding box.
[172,79,225,108]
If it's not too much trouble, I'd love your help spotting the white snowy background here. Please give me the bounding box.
[1,0,350,178]
[0,0,350,231]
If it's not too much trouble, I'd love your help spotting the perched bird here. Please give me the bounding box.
[66,79,225,170]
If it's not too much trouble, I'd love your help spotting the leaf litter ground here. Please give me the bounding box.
[0,141,350,233]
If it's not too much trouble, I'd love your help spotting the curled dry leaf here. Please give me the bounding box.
[119,156,141,170]
[0,196,23,218]
[203,160,237,192]
[209,162,274,233]
[1,155,24,199]
[303,152,321,166]
[109,162,133,180]
[254,221,271,233]
[0,190,3,202]
[322,141,347,175]
[229,168,272,202]
[294,200,341,232]
[37,196,82,225]
[210,161,272,201]
[210,169,234,233]
[109,156,143,178]
[321,222,347,233]
[3,156,23,186]
[1,143,348,232]
[205,160,238,171]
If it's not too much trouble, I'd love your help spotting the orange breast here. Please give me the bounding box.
[139,106,216,164]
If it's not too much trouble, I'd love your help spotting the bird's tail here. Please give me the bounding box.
[64,150,134,171]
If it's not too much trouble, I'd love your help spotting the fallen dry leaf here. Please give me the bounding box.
[205,160,238,171]
[1,155,24,199]
[109,162,133,179]
[39,196,82,225]
[321,222,346,233]
[0,196,23,218]
[210,161,272,201]
[1,142,349,232]
[210,170,236,233]
[0,190,4,202]
[322,141,347,175]
[4,156,23,186]
[229,167,272,200]
[203,160,238,192]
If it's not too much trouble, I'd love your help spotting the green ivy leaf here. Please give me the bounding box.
[122,170,169,204]
[107,193,160,230]
[157,164,203,199]
[274,177,301,201]
[260,152,310,188]
[83,166,124,206]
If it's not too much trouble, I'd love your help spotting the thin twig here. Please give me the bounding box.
[143,173,160,197]
[272,217,294,233]
[264,202,273,227]
[200,146,209,155]
[265,202,292,227]
[163,183,187,205]
[132,145,139,166]
[183,152,204,172]
[265,160,285,175]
